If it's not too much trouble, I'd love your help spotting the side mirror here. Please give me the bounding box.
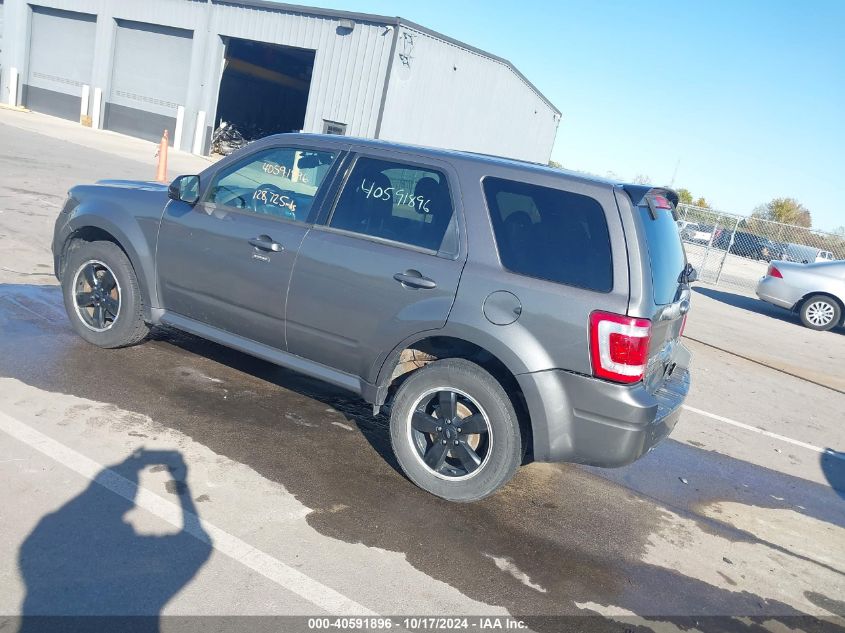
[168,175,200,205]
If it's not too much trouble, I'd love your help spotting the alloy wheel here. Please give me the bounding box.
[408,388,492,481]
[805,301,835,327]
[72,260,121,332]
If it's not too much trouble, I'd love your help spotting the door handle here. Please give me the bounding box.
[249,235,284,252]
[393,270,437,289]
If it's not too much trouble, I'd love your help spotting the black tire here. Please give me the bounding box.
[799,295,841,332]
[62,240,149,348]
[389,358,522,502]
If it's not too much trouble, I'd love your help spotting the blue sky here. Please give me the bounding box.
[294,0,844,231]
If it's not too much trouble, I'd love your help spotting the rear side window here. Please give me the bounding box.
[483,177,613,292]
[329,157,454,252]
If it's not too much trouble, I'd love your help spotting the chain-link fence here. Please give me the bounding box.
[675,203,844,293]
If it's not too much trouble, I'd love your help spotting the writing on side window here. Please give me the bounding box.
[253,188,296,214]
[359,179,431,213]
[262,161,309,184]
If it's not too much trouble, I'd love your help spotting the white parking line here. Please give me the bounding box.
[0,410,376,615]
[682,405,845,460]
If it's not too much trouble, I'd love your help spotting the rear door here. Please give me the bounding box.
[285,151,465,380]
[622,188,691,392]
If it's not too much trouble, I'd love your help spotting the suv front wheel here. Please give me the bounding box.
[389,359,522,501]
[62,240,149,348]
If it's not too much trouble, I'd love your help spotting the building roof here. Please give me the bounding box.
[214,0,561,116]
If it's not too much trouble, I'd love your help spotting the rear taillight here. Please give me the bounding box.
[768,264,783,278]
[651,195,672,209]
[589,311,652,384]
[680,313,688,337]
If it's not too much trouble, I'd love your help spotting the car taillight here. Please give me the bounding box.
[680,313,688,337]
[768,264,783,278]
[589,311,651,384]
[651,195,672,209]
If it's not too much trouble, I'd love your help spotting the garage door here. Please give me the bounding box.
[25,6,96,120]
[105,20,193,144]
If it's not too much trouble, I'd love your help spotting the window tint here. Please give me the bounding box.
[637,205,686,305]
[329,157,454,252]
[206,147,336,222]
[483,177,613,292]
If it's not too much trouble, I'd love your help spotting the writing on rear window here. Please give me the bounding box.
[359,179,431,213]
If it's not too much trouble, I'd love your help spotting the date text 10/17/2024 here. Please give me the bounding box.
[307,617,528,630]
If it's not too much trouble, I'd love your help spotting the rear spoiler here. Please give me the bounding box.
[622,185,680,220]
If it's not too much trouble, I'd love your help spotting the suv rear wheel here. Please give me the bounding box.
[799,295,841,331]
[62,240,149,348]
[389,359,522,501]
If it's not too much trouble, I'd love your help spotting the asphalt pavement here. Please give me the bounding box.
[0,109,843,632]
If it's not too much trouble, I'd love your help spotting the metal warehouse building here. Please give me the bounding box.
[0,0,560,161]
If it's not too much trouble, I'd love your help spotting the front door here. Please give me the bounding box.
[156,144,339,350]
[286,153,466,380]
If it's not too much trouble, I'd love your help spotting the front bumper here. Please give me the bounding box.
[517,357,690,467]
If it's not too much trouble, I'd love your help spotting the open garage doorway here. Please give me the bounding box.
[214,38,315,153]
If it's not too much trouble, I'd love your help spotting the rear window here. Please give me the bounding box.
[637,202,687,305]
[483,177,613,292]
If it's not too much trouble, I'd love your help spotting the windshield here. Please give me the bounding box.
[638,205,687,305]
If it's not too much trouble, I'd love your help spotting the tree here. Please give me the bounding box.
[548,159,563,169]
[752,197,812,228]
[674,188,710,208]
[676,188,693,205]
[632,174,651,185]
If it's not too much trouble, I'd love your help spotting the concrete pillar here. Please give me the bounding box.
[80,84,91,123]
[173,105,186,151]
[192,110,206,155]
[8,68,19,106]
[91,87,103,129]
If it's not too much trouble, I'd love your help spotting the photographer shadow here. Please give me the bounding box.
[18,449,212,632]
[822,449,845,501]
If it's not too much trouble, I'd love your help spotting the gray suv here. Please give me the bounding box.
[52,134,692,501]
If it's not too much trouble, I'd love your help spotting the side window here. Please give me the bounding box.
[206,147,336,222]
[329,157,454,252]
[483,177,613,292]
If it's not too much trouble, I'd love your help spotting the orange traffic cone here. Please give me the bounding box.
[155,130,169,183]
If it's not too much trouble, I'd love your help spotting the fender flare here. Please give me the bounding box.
[366,324,540,406]
[62,211,158,319]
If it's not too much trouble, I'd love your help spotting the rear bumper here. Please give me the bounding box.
[517,352,691,467]
[755,276,797,310]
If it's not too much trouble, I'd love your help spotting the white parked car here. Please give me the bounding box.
[784,243,835,264]
[677,221,714,244]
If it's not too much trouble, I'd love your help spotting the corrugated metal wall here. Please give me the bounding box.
[379,25,559,163]
[0,0,558,162]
